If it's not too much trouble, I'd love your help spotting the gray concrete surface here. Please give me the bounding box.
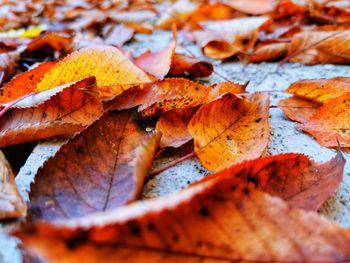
[1,30,350,262]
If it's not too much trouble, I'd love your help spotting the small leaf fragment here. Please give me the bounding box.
[0,151,26,219]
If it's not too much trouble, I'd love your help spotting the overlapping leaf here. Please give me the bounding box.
[29,110,160,220]
[188,92,270,171]
[36,45,151,97]
[0,77,103,147]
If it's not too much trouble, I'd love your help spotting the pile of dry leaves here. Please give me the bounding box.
[1,0,350,262]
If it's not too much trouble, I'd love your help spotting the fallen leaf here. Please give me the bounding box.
[197,152,345,211]
[168,53,213,78]
[0,150,26,219]
[138,78,208,118]
[156,0,198,30]
[29,110,160,220]
[190,3,242,22]
[208,81,247,100]
[134,26,177,79]
[0,61,56,104]
[288,30,350,64]
[0,49,20,83]
[0,77,103,147]
[287,77,350,103]
[23,31,72,56]
[104,24,134,47]
[192,30,239,59]
[279,96,321,123]
[156,107,197,148]
[15,158,350,262]
[36,45,151,96]
[249,41,290,62]
[299,92,350,148]
[188,92,270,171]
[223,0,275,15]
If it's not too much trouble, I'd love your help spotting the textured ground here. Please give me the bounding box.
[1,30,350,262]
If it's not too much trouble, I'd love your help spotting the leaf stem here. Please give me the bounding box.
[0,92,36,118]
[149,151,195,178]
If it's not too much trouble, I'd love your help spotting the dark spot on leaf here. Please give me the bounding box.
[65,232,88,250]
[255,118,262,123]
[199,206,209,217]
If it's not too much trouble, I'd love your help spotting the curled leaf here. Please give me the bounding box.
[188,92,270,171]
[168,53,213,78]
[134,26,177,79]
[198,152,345,211]
[29,110,160,220]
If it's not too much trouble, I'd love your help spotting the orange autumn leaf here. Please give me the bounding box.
[223,0,275,15]
[138,78,209,118]
[156,107,197,148]
[0,61,56,104]
[194,16,269,59]
[287,30,350,64]
[249,41,290,62]
[279,96,321,123]
[0,77,103,147]
[24,31,72,56]
[208,81,247,100]
[287,77,350,103]
[192,30,239,59]
[299,92,350,148]
[156,0,198,30]
[36,45,151,96]
[188,92,270,171]
[168,53,213,78]
[190,3,242,22]
[29,110,160,220]
[0,151,26,219]
[15,158,350,262]
[134,26,177,79]
[197,152,345,211]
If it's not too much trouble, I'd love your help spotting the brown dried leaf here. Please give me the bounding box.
[29,110,160,220]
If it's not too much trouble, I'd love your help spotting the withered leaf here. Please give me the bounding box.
[0,77,103,147]
[29,110,160,220]
[16,158,350,262]
[0,150,26,219]
[188,92,270,171]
